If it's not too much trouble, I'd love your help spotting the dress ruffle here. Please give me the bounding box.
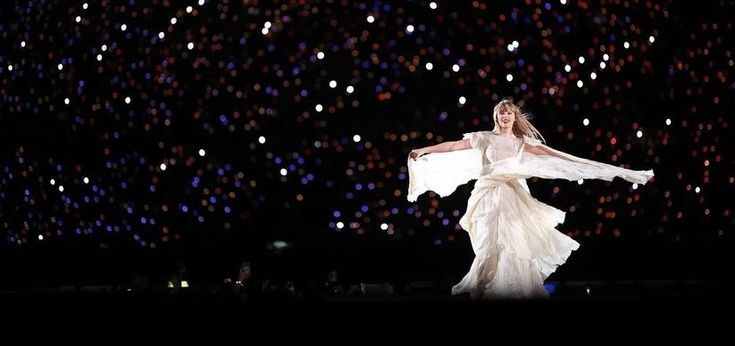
[406,135,654,299]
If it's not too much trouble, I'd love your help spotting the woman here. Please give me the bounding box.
[407,99,654,299]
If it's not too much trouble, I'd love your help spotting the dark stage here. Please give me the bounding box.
[1,0,733,333]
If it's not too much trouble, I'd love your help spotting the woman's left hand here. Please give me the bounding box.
[409,149,425,160]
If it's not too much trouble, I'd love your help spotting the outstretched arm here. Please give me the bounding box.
[524,142,568,160]
[410,139,471,160]
[521,139,654,184]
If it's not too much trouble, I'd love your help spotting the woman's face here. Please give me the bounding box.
[496,106,516,131]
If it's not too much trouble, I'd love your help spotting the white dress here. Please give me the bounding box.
[407,131,654,299]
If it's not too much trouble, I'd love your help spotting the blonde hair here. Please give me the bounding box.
[492,98,545,143]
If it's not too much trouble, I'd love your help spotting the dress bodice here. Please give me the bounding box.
[488,133,522,162]
[463,131,523,168]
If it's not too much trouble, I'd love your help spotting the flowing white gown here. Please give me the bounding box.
[407,131,654,299]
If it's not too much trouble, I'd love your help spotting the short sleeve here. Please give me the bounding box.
[523,136,543,147]
[462,131,490,150]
